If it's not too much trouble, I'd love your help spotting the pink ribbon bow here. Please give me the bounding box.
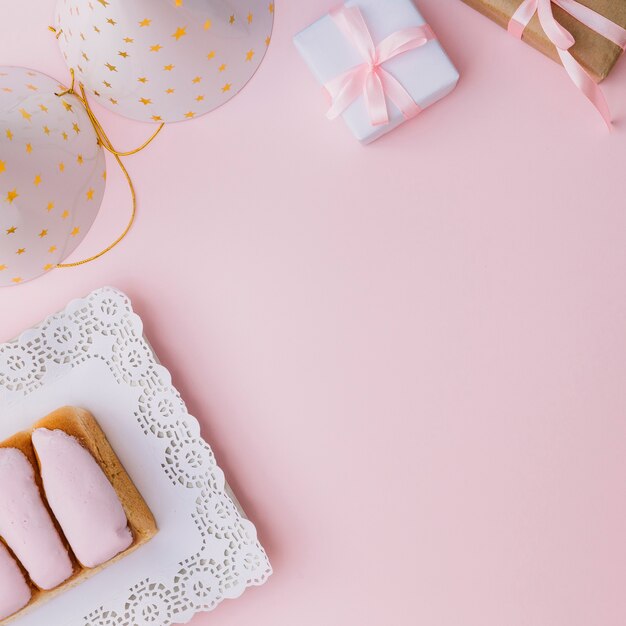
[508,0,626,127]
[324,6,436,126]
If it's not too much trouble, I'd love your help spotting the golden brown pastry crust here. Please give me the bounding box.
[0,407,157,625]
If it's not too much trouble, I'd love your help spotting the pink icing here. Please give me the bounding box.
[32,429,133,568]
[0,448,73,589]
[0,542,31,620]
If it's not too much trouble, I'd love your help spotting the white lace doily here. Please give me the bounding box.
[0,287,271,626]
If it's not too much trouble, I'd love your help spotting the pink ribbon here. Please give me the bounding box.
[508,0,626,127]
[324,6,436,126]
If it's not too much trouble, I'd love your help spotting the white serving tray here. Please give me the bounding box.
[0,287,271,626]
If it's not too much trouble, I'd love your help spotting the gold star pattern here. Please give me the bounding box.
[43,126,50,135]
[39,103,48,112]
[82,51,90,62]
[62,132,68,141]
[1,87,12,93]
[48,245,57,253]
[77,154,84,165]
[52,4,274,124]
[6,189,18,203]
[73,123,80,134]
[59,162,65,172]
[106,17,117,26]
[16,248,25,255]
[47,202,54,212]
[26,143,32,153]
[11,277,22,284]
[97,0,109,6]
[26,83,38,91]
[19,108,32,121]
[61,211,69,220]
[62,100,73,111]
[184,111,195,118]
[5,129,12,140]
[6,226,16,234]
[0,265,6,271]
[86,188,95,200]
[0,160,5,174]
[71,227,80,236]
[38,229,48,238]
[43,264,54,271]
[94,25,101,33]
[33,174,42,186]
[103,80,112,88]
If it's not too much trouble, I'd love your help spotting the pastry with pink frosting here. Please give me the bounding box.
[0,447,73,590]
[0,407,157,624]
[32,428,133,568]
[0,542,31,620]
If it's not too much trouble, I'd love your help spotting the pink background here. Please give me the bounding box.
[2,1,626,625]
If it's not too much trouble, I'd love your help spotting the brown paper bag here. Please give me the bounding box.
[460,0,626,81]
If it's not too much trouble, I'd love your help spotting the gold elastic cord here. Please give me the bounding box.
[53,67,164,267]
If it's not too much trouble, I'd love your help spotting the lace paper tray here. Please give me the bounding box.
[0,287,271,626]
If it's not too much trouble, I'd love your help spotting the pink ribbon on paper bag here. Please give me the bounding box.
[324,6,436,126]
[507,0,626,127]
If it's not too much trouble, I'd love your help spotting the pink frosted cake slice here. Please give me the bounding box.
[0,407,157,624]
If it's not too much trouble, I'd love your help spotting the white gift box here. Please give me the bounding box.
[294,0,460,143]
